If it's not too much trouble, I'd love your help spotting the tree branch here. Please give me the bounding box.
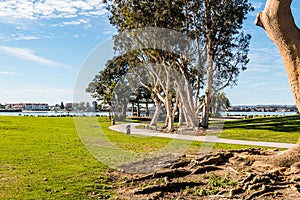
[254,12,264,29]
[254,0,299,44]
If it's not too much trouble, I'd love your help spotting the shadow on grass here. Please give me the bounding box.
[224,115,300,133]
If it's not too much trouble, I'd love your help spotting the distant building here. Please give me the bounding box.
[65,103,80,111]
[230,105,298,112]
[65,103,73,111]
[5,103,49,111]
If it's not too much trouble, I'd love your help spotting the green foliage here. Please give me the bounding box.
[96,0,254,129]
[208,174,237,188]
[153,177,165,185]
[86,56,129,106]
[184,186,191,194]
[102,0,253,91]
[198,174,237,195]
[104,0,186,31]
[203,0,254,90]
[193,188,207,196]
[191,174,237,197]
[201,92,232,116]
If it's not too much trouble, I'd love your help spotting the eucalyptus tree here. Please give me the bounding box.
[98,0,252,131]
[86,55,130,118]
[103,0,197,131]
[198,0,253,128]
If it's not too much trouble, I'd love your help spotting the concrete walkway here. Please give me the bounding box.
[109,123,296,149]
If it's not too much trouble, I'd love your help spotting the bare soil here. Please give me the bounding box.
[112,148,300,200]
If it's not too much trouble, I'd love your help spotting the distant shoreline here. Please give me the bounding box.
[222,111,297,116]
[0,111,110,117]
[0,109,22,112]
[0,110,297,117]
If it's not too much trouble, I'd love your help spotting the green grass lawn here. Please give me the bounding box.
[0,116,112,200]
[220,115,300,143]
[0,115,298,199]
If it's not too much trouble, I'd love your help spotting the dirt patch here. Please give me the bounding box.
[111,148,300,199]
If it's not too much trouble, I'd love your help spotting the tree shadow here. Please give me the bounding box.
[223,115,300,133]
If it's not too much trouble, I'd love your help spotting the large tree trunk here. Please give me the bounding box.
[174,74,199,128]
[178,102,184,126]
[255,0,300,112]
[131,101,134,117]
[201,1,214,129]
[255,0,300,166]
[150,97,161,126]
[146,102,149,117]
[265,139,300,167]
[137,101,140,117]
[178,89,199,128]
[201,51,214,129]
[165,93,175,132]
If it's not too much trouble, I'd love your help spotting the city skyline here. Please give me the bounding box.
[0,0,299,105]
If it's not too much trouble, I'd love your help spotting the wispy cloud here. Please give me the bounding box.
[10,34,39,41]
[52,19,90,27]
[249,82,269,88]
[247,46,284,73]
[0,71,16,75]
[0,46,64,67]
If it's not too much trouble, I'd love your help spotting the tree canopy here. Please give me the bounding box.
[88,0,253,131]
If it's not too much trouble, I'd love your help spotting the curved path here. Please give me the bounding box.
[109,123,296,149]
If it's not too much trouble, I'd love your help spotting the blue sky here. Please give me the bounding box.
[0,0,299,106]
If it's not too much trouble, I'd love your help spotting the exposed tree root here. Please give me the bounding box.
[133,181,204,194]
[191,165,224,175]
[167,159,191,169]
[245,185,289,200]
[124,169,191,183]
[115,148,300,199]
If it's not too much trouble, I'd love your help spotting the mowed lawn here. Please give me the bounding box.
[221,115,300,143]
[0,116,112,200]
[0,116,299,199]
